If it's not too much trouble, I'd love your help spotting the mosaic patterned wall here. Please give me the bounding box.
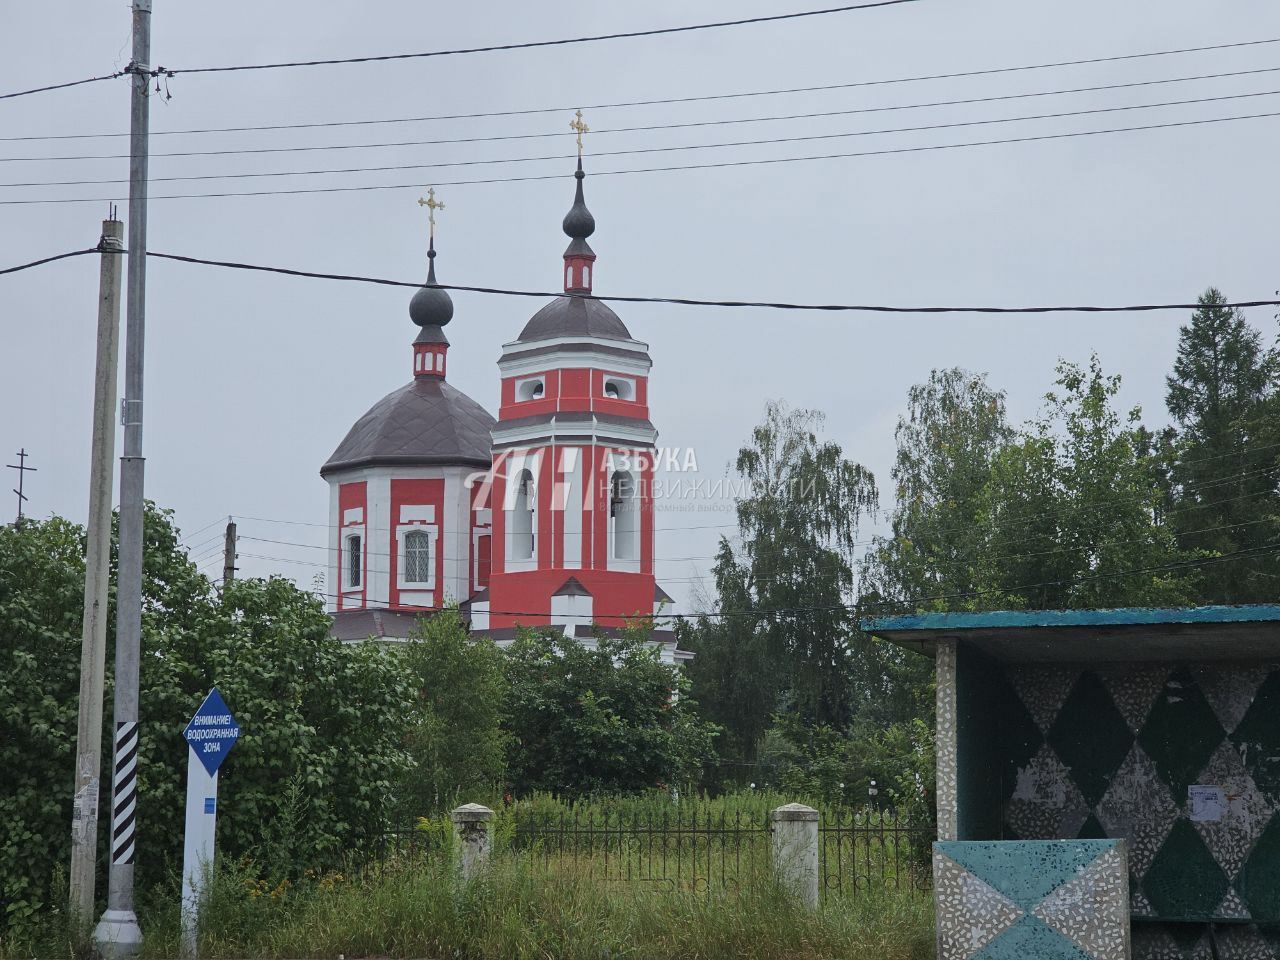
[934,839,1129,960]
[940,650,1280,958]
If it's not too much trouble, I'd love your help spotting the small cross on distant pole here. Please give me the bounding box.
[570,109,589,157]
[7,448,36,526]
[417,187,445,243]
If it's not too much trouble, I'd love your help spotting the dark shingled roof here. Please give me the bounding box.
[330,608,422,641]
[553,577,592,597]
[517,296,632,343]
[322,377,495,475]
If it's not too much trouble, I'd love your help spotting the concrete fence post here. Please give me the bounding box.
[451,803,494,883]
[771,803,820,908]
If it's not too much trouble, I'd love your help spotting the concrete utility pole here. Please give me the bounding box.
[69,214,124,934]
[94,1,152,956]
[222,519,237,585]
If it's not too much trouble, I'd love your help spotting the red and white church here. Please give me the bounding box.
[320,159,686,663]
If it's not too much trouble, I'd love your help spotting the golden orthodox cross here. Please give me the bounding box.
[570,109,590,156]
[417,187,445,242]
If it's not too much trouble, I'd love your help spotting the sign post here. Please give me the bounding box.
[180,688,239,959]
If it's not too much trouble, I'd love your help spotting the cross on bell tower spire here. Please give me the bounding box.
[562,114,597,295]
[409,187,454,379]
[570,109,590,157]
[418,187,445,246]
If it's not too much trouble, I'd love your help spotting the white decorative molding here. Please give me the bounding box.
[399,504,436,524]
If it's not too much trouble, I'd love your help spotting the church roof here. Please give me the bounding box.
[321,377,495,476]
[516,296,632,343]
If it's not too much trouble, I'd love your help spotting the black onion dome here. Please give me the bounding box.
[321,377,495,475]
[517,296,632,342]
[561,158,596,240]
[409,246,454,327]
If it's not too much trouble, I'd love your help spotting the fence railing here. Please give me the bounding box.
[819,808,933,895]
[508,810,772,894]
[362,805,934,900]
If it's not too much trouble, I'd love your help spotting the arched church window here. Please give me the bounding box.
[345,534,362,589]
[611,471,638,561]
[511,469,536,561]
[403,529,431,584]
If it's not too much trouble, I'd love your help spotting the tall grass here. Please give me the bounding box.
[137,857,933,960]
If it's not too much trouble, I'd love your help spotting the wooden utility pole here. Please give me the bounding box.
[222,520,237,585]
[69,213,125,932]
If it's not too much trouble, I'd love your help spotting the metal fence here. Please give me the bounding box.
[502,806,933,898]
[508,809,772,894]
[359,807,933,897]
[819,808,933,895]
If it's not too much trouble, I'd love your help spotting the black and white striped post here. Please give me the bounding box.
[110,721,140,865]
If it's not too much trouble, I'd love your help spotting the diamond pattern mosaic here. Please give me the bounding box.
[934,840,1129,960]
[972,658,1280,957]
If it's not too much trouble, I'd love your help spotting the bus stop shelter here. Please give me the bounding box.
[866,605,1280,959]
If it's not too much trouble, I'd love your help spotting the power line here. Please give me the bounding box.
[162,2,921,77]
[9,108,1280,205]
[6,244,1280,316]
[0,70,127,103]
[141,250,1280,315]
[266,541,1280,618]
[12,75,1280,163]
[6,244,1280,319]
[13,46,1280,143]
[0,247,101,275]
[13,86,1280,189]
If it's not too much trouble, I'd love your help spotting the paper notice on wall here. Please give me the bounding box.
[1189,784,1226,822]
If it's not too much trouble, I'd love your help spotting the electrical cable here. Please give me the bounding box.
[12,69,1280,163]
[163,2,922,76]
[9,108,1280,205]
[11,50,1280,142]
[6,244,1280,316]
[12,86,1280,189]
[144,249,1280,314]
[277,541,1280,618]
[0,70,127,103]
[0,247,99,274]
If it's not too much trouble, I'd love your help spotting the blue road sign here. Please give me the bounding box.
[183,687,240,776]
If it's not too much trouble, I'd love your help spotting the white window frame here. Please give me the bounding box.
[602,375,636,401]
[516,375,546,402]
[606,463,641,572]
[396,522,438,590]
[505,463,539,572]
[342,527,365,592]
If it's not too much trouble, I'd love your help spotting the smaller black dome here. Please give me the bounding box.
[562,160,595,240]
[409,247,454,327]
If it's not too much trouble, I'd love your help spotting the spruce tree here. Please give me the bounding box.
[1165,288,1280,602]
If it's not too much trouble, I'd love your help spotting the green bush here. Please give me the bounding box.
[0,508,415,946]
[503,626,720,797]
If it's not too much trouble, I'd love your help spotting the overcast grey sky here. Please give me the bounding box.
[3,0,1278,610]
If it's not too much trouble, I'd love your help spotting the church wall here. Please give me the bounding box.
[336,480,367,610]
[389,477,444,609]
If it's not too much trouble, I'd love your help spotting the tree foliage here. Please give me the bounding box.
[864,368,1011,607]
[503,625,718,796]
[1163,288,1280,601]
[398,608,507,816]
[685,401,881,791]
[0,507,414,940]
